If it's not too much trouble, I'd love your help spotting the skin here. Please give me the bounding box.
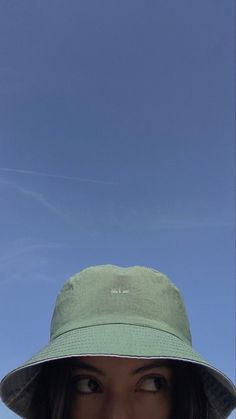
[70,356,173,419]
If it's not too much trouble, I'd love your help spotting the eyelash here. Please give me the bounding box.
[71,375,167,396]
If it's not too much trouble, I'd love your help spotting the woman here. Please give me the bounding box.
[1,265,236,418]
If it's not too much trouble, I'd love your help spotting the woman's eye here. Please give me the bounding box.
[72,377,100,394]
[139,376,166,392]
[71,375,167,395]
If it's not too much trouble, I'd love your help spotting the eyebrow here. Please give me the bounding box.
[73,360,169,377]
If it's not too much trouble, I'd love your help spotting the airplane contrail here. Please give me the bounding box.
[0,177,69,220]
[0,167,118,185]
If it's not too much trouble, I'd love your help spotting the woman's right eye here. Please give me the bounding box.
[72,376,100,394]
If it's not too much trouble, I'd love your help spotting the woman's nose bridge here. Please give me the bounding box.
[107,402,132,419]
[105,392,133,419]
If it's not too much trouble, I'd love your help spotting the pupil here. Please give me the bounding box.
[154,377,162,390]
[88,379,99,391]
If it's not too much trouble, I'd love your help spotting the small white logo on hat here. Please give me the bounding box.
[111,288,129,294]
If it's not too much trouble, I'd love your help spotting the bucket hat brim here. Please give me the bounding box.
[1,323,236,418]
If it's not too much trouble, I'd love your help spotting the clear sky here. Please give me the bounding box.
[0,1,235,418]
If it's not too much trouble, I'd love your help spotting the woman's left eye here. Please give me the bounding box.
[140,376,166,392]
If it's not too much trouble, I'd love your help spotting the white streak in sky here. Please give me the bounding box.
[0,240,63,265]
[0,239,64,283]
[0,167,118,185]
[0,178,68,220]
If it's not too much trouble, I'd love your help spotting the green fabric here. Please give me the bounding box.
[51,265,191,343]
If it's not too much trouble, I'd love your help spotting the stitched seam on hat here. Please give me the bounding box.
[51,322,190,344]
[7,369,40,407]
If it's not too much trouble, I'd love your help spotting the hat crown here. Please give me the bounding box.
[50,265,192,344]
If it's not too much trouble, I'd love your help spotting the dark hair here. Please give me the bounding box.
[27,358,217,419]
[170,360,215,419]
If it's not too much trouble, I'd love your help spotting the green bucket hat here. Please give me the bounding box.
[1,265,236,417]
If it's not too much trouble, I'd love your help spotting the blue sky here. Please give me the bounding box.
[0,1,235,418]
